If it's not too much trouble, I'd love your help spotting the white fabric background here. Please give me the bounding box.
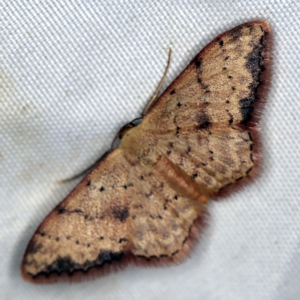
[1,0,300,299]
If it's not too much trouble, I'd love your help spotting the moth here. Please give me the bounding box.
[22,20,272,282]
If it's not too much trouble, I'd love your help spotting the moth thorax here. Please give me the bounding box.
[119,124,148,154]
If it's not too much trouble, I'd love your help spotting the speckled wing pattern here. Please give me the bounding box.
[22,150,198,279]
[145,20,272,193]
[22,20,272,282]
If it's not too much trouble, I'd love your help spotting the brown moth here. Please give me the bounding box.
[22,20,272,282]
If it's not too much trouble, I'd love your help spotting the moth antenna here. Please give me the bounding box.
[142,48,172,116]
[58,48,172,184]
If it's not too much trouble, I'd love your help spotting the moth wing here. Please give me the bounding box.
[22,149,201,281]
[22,21,272,281]
[142,20,271,193]
[153,128,255,194]
[145,21,271,129]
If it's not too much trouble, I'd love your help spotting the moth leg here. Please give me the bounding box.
[57,151,110,183]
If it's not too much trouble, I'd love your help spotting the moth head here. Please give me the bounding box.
[118,117,142,139]
[118,123,135,139]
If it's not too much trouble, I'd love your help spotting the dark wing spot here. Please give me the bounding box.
[85,215,93,221]
[112,207,129,222]
[123,183,134,189]
[31,257,84,275]
[160,254,168,258]
[239,37,265,124]
[226,110,234,125]
[57,207,66,214]
[98,251,124,264]
[194,56,201,68]
[197,111,211,129]
[100,186,105,192]
[41,252,124,275]
[25,241,42,255]
[246,167,252,175]
[51,256,80,274]
[250,153,254,162]
[246,44,264,83]
[246,167,253,174]
[229,25,243,42]
[197,77,208,89]
[86,181,91,186]
[239,97,254,123]
[170,89,176,95]
[219,39,224,46]
[177,102,182,107]
[248,132,253,141]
